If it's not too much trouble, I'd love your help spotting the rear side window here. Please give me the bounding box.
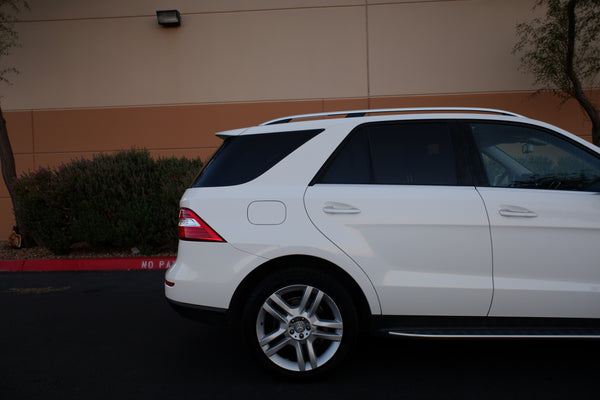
[316,122,458,185]
[193,129,322,187]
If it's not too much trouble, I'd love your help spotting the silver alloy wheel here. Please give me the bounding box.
[256,284,344,372]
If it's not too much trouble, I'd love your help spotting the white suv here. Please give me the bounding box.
[165,108,600,377]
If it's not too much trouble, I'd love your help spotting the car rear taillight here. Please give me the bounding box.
[178,208,225,242]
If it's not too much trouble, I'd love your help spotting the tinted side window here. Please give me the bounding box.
[470,122,600,192]
[193,129,321,187]
[318,122,458,185]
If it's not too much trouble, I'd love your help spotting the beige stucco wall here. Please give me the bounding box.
[2,0,536,110]
[368,0,536,95]
[0,0,597,239]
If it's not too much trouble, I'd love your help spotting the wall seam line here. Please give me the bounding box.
[365,1,371,108]
[30,110,35,169]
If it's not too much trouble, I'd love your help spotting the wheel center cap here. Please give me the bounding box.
[294,320,306,331]
[289,317,311,340]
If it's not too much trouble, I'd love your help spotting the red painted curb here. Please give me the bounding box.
[0,257,176,272]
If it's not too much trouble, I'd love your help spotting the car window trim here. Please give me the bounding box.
[310,120,473,187]
[462,119,600,190]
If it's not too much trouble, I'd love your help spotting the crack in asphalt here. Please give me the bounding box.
[5,286,71,295]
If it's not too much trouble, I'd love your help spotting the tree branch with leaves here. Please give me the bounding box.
[514,0,600,146]
[0,0,29,246]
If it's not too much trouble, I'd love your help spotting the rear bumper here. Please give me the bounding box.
[164,241,267,309]
[166,298,228,325]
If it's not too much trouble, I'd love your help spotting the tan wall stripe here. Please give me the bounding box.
[1,91,597,238]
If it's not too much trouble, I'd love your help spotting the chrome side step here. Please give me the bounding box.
[388,330,600,339]
[373,316,600,339]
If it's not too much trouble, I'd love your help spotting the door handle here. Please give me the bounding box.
[498,208,537,218]
[323,203,361,214]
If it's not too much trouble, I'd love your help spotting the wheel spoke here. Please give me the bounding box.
[268,293,294,316]
[259,328,286,347]
[262,301,288,325]
[313,319,343,330]
[306,338,318,369]
[311,330,343,342]
[297,285,314,313]
[294,341,306,372]
[306,289,324,317]
[265,337,293,357]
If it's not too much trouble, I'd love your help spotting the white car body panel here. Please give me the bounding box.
[165,241,267,308]
[165,108,600,377]
[166,109,600,323]
[305,185,493,316]
[478,187,600,318]
[167,182,383,313]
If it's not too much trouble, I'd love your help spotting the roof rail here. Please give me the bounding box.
[261,107,525,125]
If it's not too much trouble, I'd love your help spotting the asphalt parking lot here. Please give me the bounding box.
[1,270,598,399]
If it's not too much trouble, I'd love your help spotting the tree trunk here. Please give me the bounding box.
[0,105,17,204]
[566,0,600,146]
[0,104,31,246]
[592,120,600,146]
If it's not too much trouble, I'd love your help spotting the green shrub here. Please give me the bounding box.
[13,148,202,255]
[13,168,72,254]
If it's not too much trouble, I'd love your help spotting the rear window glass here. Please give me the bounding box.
[192,129,322,187]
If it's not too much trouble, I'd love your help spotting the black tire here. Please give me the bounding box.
[241,266,358,378]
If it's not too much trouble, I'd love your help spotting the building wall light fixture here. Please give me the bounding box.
[156,10,181,27]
